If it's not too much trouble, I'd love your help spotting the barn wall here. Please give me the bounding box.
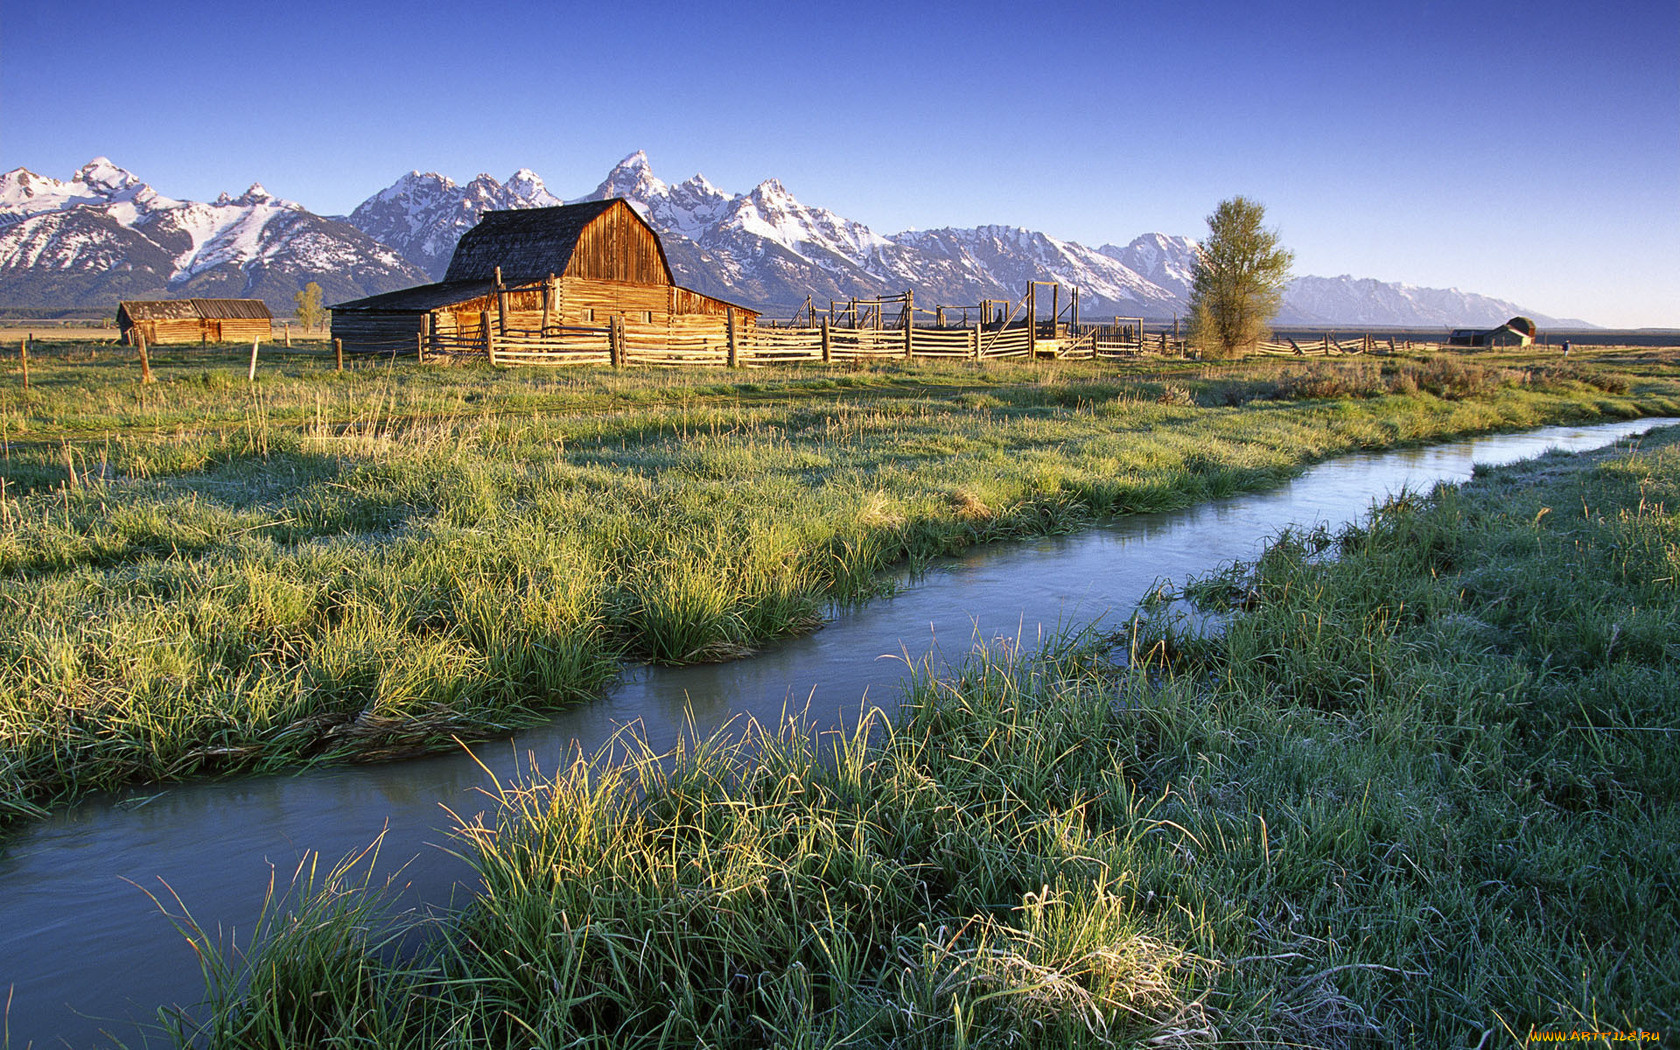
[564,204,671,285]
[146,319,208,345]
[332,311,425,354]
[216,319,273,343]
[558,277,672,325]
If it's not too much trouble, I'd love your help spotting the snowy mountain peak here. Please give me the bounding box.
[502,168,559,206]
[584,151,668,204]
[1098,233,1201,300]
[748,179,797,207]
[678,173,719,196]
[75,157,141,193]
[376,171,458,204]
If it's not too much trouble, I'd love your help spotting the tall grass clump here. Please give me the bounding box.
[165,423,1680,1046]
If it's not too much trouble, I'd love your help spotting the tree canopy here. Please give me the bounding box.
[294,281,326,333]
[1188,197,1293,357]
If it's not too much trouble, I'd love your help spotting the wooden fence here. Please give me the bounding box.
[421,315,1158,369]
[1254,333,1393,357]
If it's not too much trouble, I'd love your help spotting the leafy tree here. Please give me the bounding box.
[1187,197,1293,357]
[294,281,326,333]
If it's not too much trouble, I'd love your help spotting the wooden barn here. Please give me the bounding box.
[1449,315,1537,348]
[118,299,273,346]
[330,199,756,358]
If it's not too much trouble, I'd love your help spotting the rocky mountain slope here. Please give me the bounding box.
[0,159,425,310]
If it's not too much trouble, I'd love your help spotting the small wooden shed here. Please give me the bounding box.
[330,199,756,355]
[118,299,273,346]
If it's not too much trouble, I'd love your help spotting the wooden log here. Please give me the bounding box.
[1026,284,1036,356]
[483,314,497,366]
[726,307,738,368]
[136,328,153,383]
[248,337,260,382]
[608,316,622,367]
[284,322,291,348]
[19,336,29,392]
[821,318,831,363]
[904,289,914,358]
[334,337,344,371]
[542,273,555,333]
[494,266,508,337]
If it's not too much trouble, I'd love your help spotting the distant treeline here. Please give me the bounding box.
[0,307,114,321]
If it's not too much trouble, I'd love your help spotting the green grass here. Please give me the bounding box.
[1,341,1677,829]
[154,424,1680,1048]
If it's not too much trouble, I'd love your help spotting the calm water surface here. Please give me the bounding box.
[3,417,1674,1047]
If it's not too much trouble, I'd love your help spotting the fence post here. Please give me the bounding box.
[334,337,344,371]
[608,316,622,368]
[903,289,914,359]
[19,336,29,392]
[417,330,425,365]
[248,337,260,382]
[821,318,831,363]
[1026,284,1036,356]
[727,307,738,368]
[137,328,153,383]
[284,322,291,348]
[484,314,497,366]
[494,266,507,337]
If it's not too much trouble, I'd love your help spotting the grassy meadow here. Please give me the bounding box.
[157,405,1680,1047]
[0,339,1676,831]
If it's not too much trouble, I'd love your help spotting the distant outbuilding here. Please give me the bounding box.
[330,199,755,356]
[1448,316,1537,348]
[118,299,274,346]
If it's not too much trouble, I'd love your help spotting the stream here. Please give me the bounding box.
[2,416,1674,1048]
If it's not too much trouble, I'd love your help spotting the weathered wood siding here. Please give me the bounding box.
[564,202,671,285]
[332,312,425,355]
[123,319,202,345]
[211,318,274,344]
[558,277,671,325]
[672,286,751,321]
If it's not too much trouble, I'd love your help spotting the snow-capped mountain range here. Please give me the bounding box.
[0,154,1590,327]
[0,159,424,309]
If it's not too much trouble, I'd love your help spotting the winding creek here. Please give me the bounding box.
[3,416,1675,1047]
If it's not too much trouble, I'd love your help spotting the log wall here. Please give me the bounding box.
[127,318,274,345]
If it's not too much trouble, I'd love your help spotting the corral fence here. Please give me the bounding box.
[418,284,1163,368]
[1254,333,1394,357]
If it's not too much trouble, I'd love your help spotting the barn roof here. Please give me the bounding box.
[443,200,672,284]
[119,299,273,321]
[330,280,498,312]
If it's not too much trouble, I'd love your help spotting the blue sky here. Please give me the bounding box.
[4,0,1676,325]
